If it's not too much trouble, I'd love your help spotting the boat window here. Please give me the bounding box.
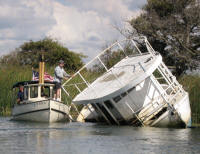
[23,87,28,100]
[113,91,129,103]
[30,86,38,98]
[121,92,127,97]
[127,87,135,93]
[113,95,121,103]
[41,86,50,98]
[144,57,152,63]
[104,100,114,109]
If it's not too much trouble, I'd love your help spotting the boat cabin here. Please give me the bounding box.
[12,81,60,104]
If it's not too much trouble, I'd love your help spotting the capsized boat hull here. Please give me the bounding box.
[12,100,70,122]
[76,85,191,128]
[77,104,99,122]
[63,37,191,128]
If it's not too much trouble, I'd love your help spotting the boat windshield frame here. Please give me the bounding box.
[12,82,56,103]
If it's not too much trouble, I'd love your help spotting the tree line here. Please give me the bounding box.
[126,0,200,76]
[0,38,85,72]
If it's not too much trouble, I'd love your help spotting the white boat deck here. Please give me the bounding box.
[73,53,162,104]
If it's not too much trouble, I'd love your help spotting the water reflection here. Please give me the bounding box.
[0,117,200,154]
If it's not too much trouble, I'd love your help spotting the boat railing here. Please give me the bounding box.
[130,71,185,125]
[62,37,157,101]
[127,58,186,125]
[150,63,185,106]
[61,37,185,124]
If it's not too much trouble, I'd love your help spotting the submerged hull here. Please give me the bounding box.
[149,93,191,127]
[78,93,191,128]
[12,100,70,123]
[76,77,191,128]
[62,37,191,128]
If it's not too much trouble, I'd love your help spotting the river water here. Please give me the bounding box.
[0,117,200,154]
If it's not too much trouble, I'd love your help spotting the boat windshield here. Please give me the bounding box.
[24,87,28,100]
[41,86,50,98]
[30,86,38,98]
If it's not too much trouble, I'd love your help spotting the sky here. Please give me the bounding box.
[0,0,146,60]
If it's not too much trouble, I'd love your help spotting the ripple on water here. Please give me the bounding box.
[0,117,200,154]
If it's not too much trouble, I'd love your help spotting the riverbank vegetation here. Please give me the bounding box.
[179,75,200,125]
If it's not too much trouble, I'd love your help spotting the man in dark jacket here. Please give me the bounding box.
[17,85,24,104]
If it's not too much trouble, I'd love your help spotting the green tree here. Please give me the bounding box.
[128,0,200,76]
[1,38,85,71]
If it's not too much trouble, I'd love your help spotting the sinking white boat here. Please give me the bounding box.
[62,37,191,128]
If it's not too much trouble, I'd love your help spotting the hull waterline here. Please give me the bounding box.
[12,100,70,123]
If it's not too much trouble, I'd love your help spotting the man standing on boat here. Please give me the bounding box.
[54,60,71,100]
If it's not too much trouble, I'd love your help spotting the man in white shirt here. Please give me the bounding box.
[54,60,71,100]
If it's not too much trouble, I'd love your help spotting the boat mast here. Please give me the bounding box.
[39,54,45,84]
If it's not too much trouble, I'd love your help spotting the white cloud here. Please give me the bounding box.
[47,0,144,60]
[0,0,55,56]
[0,39,23,56]
[0,28,16,38]
[47,2,113,57]
[0,0,146,60]
[21,0,53,18]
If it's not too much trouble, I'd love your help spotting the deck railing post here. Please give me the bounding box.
[102,102,120,125]
[74,84,81,93]
[93,103,111,125]
[110,99,126,120]
[145,39,156,55]
[97,56,109,72]
[131,40,142,55]
[117,42,127,57]
[61,86,71,106]
[150,75,174,110]
[78,72,90,87]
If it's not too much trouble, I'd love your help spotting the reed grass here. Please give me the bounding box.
[178,75,200,125]
[0,64,54,115]
[0,65,31,115]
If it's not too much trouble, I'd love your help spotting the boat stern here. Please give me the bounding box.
[174,92,191,127]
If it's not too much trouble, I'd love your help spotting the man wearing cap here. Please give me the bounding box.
[54,60,71,100]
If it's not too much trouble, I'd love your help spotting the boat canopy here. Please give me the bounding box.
[73,53,162,104]
[12,81,56,89]
[61,37,164,104]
